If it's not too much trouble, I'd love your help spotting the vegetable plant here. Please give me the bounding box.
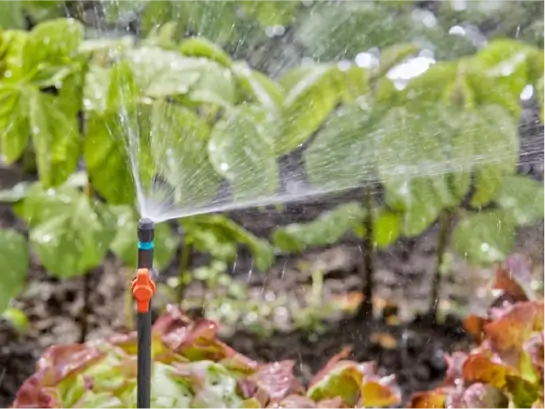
[408,255,544,408]
[12,305,402,408]
[0,1,542,328]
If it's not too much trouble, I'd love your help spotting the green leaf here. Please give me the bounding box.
[180,37,232,67]
[373,210,401,249]
[0,84,30,163]
[182,214,274,271]
[84,64,150,205]
[466,40,544,118]
[0,29,28,80]
[461,106,518,207]
[0,229,28,313]
[150,100,220,208]
[83,65,111,114]
[29,91,80,187]
[497,176,544,226]
[232,62,284,110]
[186,60,236,107]
[333,64,370,104]
[0,2,25,29]
[25,185,116,278]
[278,65,339,155]
[304,103,379,190]
[376,106,457,236]
[109,205,178,270]
[208,106,278,200]
[123,47,202,98]
[536,76,544,122]
[452,210,516,265]
[272,202,364,253]
[84,112,137,205]
[22,18,84,86]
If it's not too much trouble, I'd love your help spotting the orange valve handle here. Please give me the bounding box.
[132,268,156,313]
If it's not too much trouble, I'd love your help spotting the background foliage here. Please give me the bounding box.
[0,0,543,323]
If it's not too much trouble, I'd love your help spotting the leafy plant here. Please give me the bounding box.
[408,256,544,408]
[12,305,401,408]
[0,4,543,325]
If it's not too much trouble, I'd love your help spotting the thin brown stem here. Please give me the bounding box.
[429,210,452,317]
[356,186,375,320]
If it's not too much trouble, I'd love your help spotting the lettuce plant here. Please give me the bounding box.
[408,256,544,409]
[13,305,401,408]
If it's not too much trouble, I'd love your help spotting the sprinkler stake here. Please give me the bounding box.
[132,218,156,409]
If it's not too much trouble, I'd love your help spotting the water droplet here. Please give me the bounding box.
[449,25,465,36]
[32,126,40,134]
[4,70,12,78]
[220,162,229,171]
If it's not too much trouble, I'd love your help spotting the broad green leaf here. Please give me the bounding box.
[83,65,111,113]
[186,61,236,107]
[0,84,30,163]
[373,209,401,249]
[0,2,25,29]
[375,106,457,236]
[333,64,370,104]
[401,61,461,105]
[0,29,28,80]
[272,202,364,253]
[278,65,339,155]
[0,229,28,313]
[84,112,136,205]
[22,18,84,86]
[29,91,80,187]
[496,176,544,226]
[85,65,151,204]
[180,37,232,67]
[182,214,274,271]
[107,61,140,113]
[466,39,543,117]
[305,103,380,189]
[124,47,202,98]
[462,106,518,207]
[208,106,278,200]
[26,186,117,278]
[232,62,284,110]
[109,205,178,270]
[151,100,220,208]
[452,210,516,265]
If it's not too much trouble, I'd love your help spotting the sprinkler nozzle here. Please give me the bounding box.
[137,218,155,271]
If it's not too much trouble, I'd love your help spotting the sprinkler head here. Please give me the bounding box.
[137,218,155,271]
[137,218,155,243]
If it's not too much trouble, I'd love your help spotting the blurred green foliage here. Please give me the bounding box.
[0,1,543,317]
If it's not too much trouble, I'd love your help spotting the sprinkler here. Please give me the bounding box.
[131,218,156,409]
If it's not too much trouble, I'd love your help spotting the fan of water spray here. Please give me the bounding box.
[90,0,539,228]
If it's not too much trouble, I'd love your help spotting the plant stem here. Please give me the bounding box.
[178,240,192,301]
[356,186,375,320]
[79,268,94,343]
[429,210,452,318]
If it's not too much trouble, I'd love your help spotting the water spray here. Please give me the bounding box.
[131,218,156,409]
